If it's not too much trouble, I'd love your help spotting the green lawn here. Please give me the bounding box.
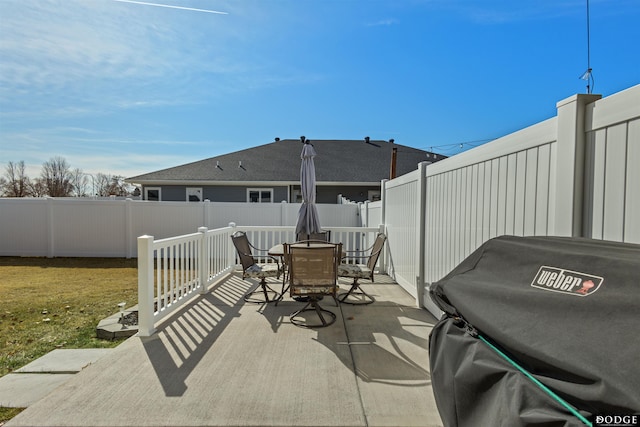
[0,257,138,422]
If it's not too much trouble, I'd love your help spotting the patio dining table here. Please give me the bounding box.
[268,244,285,257]
[268,241,335,257]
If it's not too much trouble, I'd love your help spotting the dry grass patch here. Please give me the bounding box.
[0,257,138,378]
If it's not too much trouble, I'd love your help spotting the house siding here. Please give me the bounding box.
[144,184,381,203]
[145,185,290,202]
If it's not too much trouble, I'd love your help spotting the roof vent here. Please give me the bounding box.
[364,136,370,143]
[389,138,395,144]
[275,137,280,142]
[300,135,306,144]
[216,161,222,170]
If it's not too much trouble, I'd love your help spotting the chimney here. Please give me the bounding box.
[390,143,397,180]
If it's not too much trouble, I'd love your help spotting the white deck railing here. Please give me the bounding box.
[137,225,236,336]
[137,224,382,336]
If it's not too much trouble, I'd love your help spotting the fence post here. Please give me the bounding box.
[125,198,133,259]
[203,200,210,229]
[379,179,388,275]
[362,201,369,227]
[553,93,602,237]
[228,222,237,272]
[137,235,156,337]
[198,227,208,294]
[46,197,54,258]
[280,200,287,226]
[380,179,388,232]
[376,223,385,274]
[416,161,428,308]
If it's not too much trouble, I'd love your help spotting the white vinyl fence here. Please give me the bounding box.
[0,200,361,258]
[378,85,640,317]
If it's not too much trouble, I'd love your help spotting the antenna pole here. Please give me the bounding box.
[585,0,592,93]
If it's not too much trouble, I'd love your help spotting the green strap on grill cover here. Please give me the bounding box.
[477,333,592,427]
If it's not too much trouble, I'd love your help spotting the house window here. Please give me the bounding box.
[145,187,161,201]
[186,188,202,202]
[247,188,273,203]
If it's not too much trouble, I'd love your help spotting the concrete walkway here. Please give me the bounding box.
[0,349,113,407]
[5,274,443,427]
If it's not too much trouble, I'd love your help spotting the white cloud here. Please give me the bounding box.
[0,0,239,112]
[0,124,208,178]
[0,0,319,119]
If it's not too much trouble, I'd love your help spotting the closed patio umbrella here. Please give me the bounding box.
[295,140,321,239]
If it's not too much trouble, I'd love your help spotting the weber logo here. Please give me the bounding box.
[531,266,603,297]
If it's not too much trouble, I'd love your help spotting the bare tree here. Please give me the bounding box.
[1,161,32,197]
[40,157,73,197]
[0,158,135,198]
[28,178,47,197]
[69,168,91,197]
[93,173,135,197]
[94,173,112,197]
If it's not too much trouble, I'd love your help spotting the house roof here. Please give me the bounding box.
[127,138,446,186]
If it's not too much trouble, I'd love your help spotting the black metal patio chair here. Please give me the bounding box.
[337,233,386,305]
[231,231,283,303]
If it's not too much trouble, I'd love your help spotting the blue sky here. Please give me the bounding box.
[1,0,638,179]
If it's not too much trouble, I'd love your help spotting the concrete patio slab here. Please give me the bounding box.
[6,274,443,427]
[15,348,113,374]
[342,304,441,427]
[0,373,75,408]
[0,349,113,408]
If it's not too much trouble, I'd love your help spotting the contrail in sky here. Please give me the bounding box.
[112,0,228,15]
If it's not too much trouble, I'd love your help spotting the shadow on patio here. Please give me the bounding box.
[8,274,443,427]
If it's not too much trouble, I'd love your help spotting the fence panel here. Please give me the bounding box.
[383,169,421,298]
[0,199,360,258]
[0,198,48,256]
[361,200,382,228]
[583,85,640,243]
[131,201,206,241]
[423,118,558,286]
[51,199,128,257]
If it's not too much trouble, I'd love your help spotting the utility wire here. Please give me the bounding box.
[413,138,496,155]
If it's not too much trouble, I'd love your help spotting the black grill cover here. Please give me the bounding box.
[428,236,640,427]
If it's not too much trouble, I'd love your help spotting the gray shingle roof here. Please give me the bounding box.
[127,139,445,184]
